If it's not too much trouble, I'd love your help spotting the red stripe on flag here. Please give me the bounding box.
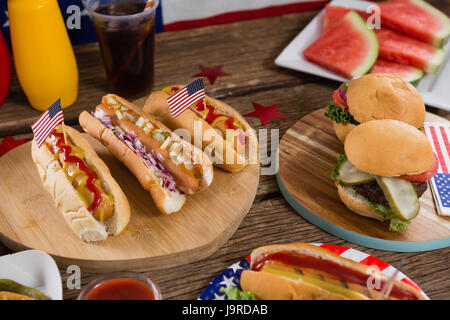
[164,1,329,32]
[170,91,204,113]
[359,256,389,271]
[440,126,450,158]
[319,244,349,255]
[167,88,188,104]
[429,126,448,174]
[34,114,64,147]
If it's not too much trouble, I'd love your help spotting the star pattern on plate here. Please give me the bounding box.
[244,102,288,127]
[198,258,250,300]
[192,64,231,85]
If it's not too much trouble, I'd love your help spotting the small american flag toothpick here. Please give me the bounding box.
[423,123,450,216]
[31,98,64,148]
[167,78,205,118]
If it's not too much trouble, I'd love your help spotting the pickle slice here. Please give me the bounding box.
[262,267,369,300]
[375,176,420,221]
[0,279,49,300]
[338,159,374,185]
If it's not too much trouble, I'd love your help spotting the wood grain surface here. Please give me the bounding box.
[278,109,450,243]
[1,0,450,300]
[0,134,259,272]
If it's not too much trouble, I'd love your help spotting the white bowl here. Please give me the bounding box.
[0,250,62,300]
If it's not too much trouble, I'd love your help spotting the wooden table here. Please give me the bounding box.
[1,1,449,300]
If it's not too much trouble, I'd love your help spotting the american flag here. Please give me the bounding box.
[167,78,205,118]
[31,98,64,148]
[424,123,450,216]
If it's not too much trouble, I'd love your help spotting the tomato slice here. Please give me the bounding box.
[400,153,439,182]
[332,87,348,110]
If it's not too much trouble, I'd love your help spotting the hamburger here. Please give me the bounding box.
[325,73,426,142]
[220,243,426,300]
[332,119,438,231]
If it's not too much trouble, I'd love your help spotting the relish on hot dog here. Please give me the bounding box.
[226,243,426,300]
[144,86,258,173]
[79,94,214,214]
[31,125,130,242]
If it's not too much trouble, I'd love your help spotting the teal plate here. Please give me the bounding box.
[276,173,450,252]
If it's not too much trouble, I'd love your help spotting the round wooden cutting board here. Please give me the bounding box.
[277,108,450,252]
[0,136,259,272]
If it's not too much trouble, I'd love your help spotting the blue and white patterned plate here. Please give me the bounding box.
[199,257,250,300]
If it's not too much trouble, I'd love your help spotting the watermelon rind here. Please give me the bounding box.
[371,61,424,86]
[403,68,423,87]
[409,0,450,47]
[427,48,445,74]
[346,11,379,78]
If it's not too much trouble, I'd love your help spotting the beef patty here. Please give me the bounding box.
[352,180,428,208]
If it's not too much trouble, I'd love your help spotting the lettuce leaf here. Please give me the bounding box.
[219,287,258,300]
[331,154,348,182]
[388,218,411,232]
[361,191,411,232]
[324,103,360,125]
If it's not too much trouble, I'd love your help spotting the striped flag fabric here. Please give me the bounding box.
[31,98,64,148]
[423,123,450,216]
[167,78,205,118]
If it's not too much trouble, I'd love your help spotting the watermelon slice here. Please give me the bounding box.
[323,5,445,74]
[304,11,379,79]
[370,59,423,86]
[323,5,353,33]
[323,5,370,33]
[379,0,450,47]
[376,28,444,74]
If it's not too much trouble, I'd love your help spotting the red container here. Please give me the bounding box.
[0,32,11,107]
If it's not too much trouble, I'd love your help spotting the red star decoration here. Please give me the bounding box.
[193,64,231,84]
[244,102,287,127]
[0,136,30,157]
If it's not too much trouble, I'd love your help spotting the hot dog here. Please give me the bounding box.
[79,94,214,214]
[144,86,259,173]
[31,125,130,242]
[223,243,426,300]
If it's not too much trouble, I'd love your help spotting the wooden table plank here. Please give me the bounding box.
[0,10,319,137]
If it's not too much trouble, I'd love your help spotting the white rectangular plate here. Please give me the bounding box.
[0,250,62,300]
[275,0,450,111]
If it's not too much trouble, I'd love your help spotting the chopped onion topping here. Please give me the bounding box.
[93,112,178,193]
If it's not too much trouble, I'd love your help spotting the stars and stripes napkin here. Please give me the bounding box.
[31,98,64,147]
[423,123,450,216]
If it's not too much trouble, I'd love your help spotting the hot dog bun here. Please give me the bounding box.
[144,88,259,173]
[31,125,130,242]
[80,94,214,214]
[240,243,426,300]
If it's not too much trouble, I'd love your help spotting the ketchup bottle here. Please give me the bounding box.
[0,31,11,107]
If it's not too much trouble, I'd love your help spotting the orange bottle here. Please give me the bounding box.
[8,0,78,111]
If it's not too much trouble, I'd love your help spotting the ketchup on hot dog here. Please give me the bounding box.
[170,87,247,146]
[46,128,114,221]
